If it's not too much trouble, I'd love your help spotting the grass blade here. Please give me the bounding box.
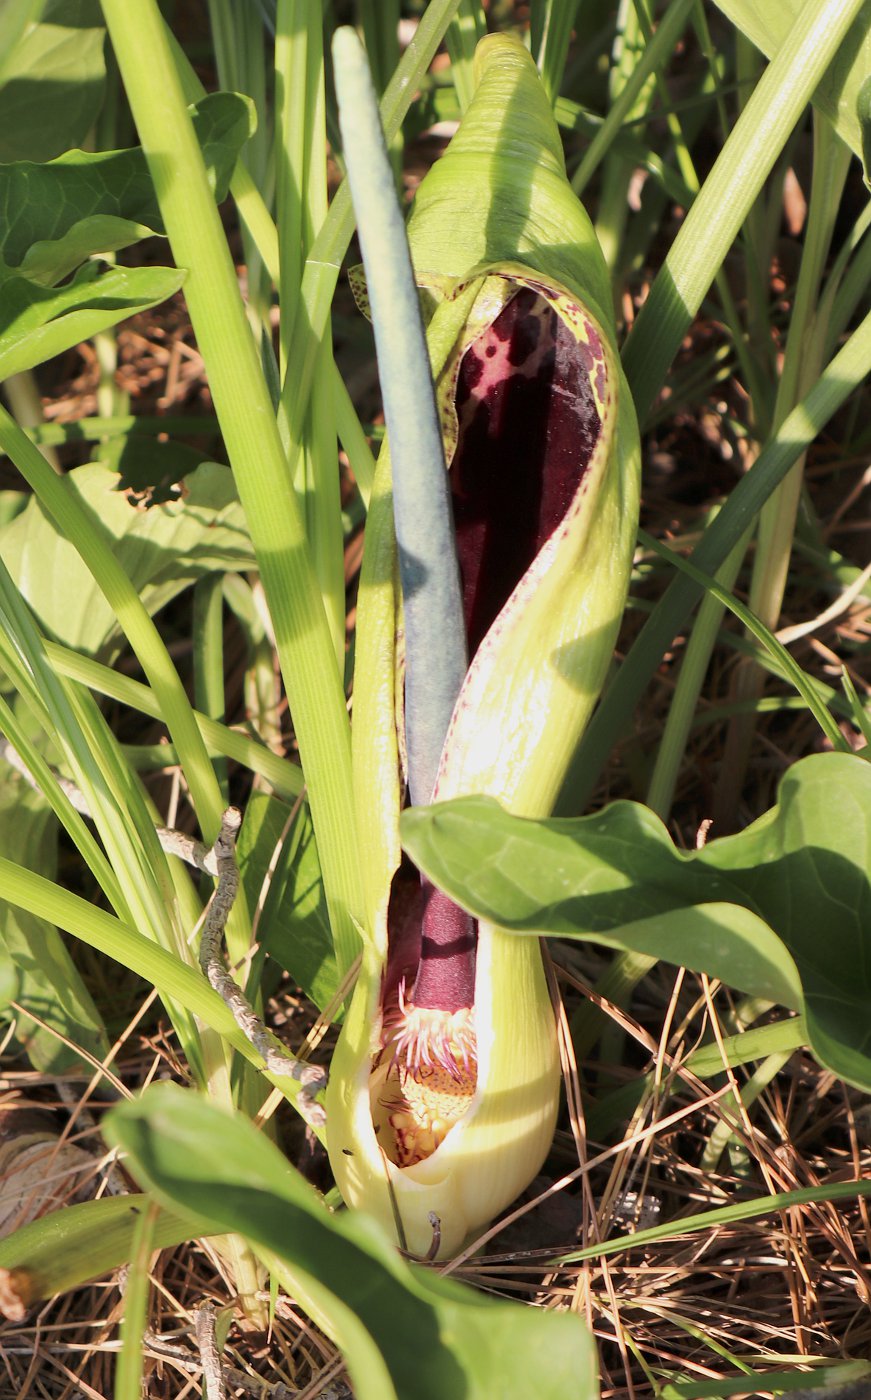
[637,528,849,752]
[556,1178,871,1265]
[561,303,871,812]
[102,0,362,975]
[622,0,868,424]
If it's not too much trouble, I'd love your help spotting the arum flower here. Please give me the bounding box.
[326,33,640,1259]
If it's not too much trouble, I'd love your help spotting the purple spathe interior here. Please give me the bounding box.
[387,285,604,1022]
[451,286,602,656]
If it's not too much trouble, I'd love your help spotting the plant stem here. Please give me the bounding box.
[334,26,467,808]
[101,0,362,977]
[446,0,486,113]
[275,0,346,668]
[714,120,853,826]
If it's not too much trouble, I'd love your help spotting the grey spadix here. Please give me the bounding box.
[327,33,640,1259]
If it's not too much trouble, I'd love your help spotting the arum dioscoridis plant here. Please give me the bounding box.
[326,32,641,1258]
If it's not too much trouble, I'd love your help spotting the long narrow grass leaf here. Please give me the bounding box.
[114,1202,158,1400]
[556,1178,871,1265]
[622,0,868,424]
[102,0,361,975]
[0,1196,210,1310]
[45,644,305,799]
[446,0,486,112]
[561,304,871,811]
[637,528,848,751]
[662,1359,871,1399]
[0,856,324,1127]
[533,0,581,105]
[571,0,696,198]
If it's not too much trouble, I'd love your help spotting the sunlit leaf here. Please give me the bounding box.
[0,262,186,380]
[0,461,255,657]
[0,0,105,162]
[402,752,871,1092]
[0,92,255,277]
[713,0,871,172]
[0,765,106,1073]
[107,1083,597,1400]
[0,1194,205,1317]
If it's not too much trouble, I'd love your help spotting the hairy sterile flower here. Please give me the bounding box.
[326,34,641,1258]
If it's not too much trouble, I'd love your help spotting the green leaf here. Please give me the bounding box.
[0,490,27,528]
[622,0,869,425]
[0,460,255,657]
[713,0,871,172]
[401,752,871,1092]
[0,92,255,275]
[0,3,49,88]
[114,1200,159,1400]
[402,795,803,1007]
[20,215,157,287]
[0,261,186,380]
[638,528,847,752]
[698,753,871,1091]
[98,433,209,503]
[107,1083,597,1400]
[859,73,871,185]
[103,0,364,980]
[237,793,338,1014]
[0,1194,208,1309]
[0,404,225,853]
[0,850,326,1123]
[661,1358,871,1399]
[0,0,105,162]
[0,90,254,376]
[0,762,106,1073]
[571,309,871,807]
[558,1178,871,1266]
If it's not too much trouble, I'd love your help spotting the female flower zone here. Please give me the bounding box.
[326,34,640,1259]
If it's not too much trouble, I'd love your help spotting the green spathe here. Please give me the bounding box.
[326,34,641,1258]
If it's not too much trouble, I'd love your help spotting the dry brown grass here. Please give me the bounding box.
[2,943,870,1397]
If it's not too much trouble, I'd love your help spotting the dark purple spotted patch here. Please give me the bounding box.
[385,286,605,1028]
[450,288,602,656]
